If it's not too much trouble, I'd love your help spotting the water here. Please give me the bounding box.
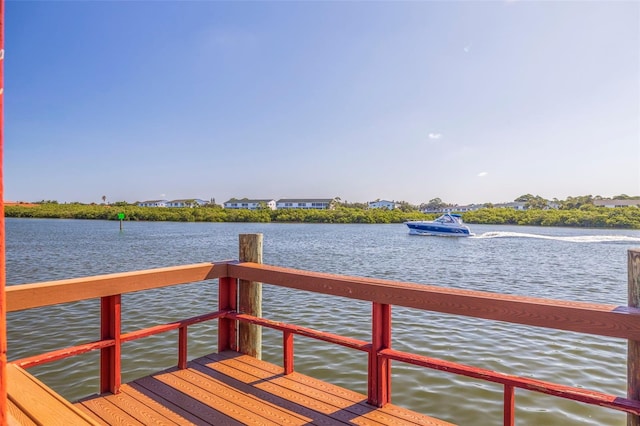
[5,218,640,425]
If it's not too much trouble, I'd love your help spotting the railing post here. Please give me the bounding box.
[238,234,263,359]
[218,276,237,352]
[100,295,121,394]
[368,302,391,407]
[283,330,294,374]
[628,249,640,426]
[504,384,515,426]
[178,326,187,369]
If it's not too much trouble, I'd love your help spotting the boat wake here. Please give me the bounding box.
[472,232,640,243]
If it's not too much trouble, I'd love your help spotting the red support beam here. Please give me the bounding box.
[504,385,515,426]
[100,295,121,394]
[13,340,114,369]
[226,312,369,352]
[381,347,640,415]
[121,310,224,342]
[13,310,226,369]
[283,330,293,374]
[369,302,391,407]
[218,276,237,352]
[0,0,6,421]
[178,326,187,369]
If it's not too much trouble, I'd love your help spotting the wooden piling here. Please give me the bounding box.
[238,234,263,359]
[628,248,640,426]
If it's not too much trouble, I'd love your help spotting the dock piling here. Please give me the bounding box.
[238,233,263,359]
[628,248,640,426]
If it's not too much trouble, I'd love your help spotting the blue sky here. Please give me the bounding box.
[4,1,639,205]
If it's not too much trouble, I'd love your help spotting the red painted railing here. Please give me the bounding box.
[6,259,640,425]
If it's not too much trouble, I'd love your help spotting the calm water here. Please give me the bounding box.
[6,218,640,425]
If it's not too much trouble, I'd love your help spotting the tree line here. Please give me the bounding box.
[4,201,640,229]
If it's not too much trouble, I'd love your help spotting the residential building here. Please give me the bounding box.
[421,204,482,213]
[166,199,209,208]
[546,201,561,210]
[368,200,398,210]
[137,200,168,207]
[495,202,527,210]
[594,199,640,208]
[223,198,276,210]
[276,198,335,210]
[458,204,483,212]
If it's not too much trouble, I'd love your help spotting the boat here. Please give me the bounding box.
[405,213,474,237]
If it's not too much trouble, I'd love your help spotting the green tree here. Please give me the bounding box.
[515,194,549,209]
[425,198,445,210]
[560,195,593,210]
[526,196,549,210]
[396,200,418,212]
[515,194,534,202]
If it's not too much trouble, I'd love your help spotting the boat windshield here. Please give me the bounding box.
[435,214,462,224]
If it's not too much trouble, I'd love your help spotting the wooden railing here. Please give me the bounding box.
[6,253,640,426]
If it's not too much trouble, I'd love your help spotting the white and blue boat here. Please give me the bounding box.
[405,213,474,237]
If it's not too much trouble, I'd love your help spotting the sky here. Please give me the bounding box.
[4,0,639,206]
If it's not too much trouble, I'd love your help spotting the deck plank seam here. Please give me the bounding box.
[204,352,455,425]
[182,366,312,425]
[119,383,200,425]
[131,376,240,426]
[190,358,358,425]
[199,354,406,425]
[155,369,284,425]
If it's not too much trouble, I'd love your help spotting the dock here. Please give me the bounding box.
[75,351,451,426]
[4,235,640,425]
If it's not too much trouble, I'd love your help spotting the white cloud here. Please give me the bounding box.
[463,45,471,53]
[428,133,442,140]
[160,193,166,197]
[477,172,488,177]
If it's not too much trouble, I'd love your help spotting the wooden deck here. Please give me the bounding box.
[75,351,454,426]
[7,363,100,426]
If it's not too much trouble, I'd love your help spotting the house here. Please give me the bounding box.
[453,204,483,212]
[166,199,209,208]
[422,205,477,214]
[276,198,335,210]
[137,200,168,207]
[594,199,640,208]
[368,200,398,210]
[223,198,276,210]
[546,201,561,210]
[495,202,527,211]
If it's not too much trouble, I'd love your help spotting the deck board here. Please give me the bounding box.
[76,350,455,426]
[121,384,203,425]
[195,354,387,425]
[7,363,100,426]
[77,397,145,426]
[189,360,351,425]
[7,400,37,426]
[132,375,243,425]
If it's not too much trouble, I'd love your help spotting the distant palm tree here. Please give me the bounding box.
[102,195,107,204]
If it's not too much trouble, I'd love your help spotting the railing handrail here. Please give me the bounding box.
[8,260,640,340]
[228,262,640,340]
[6,261,230,312]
